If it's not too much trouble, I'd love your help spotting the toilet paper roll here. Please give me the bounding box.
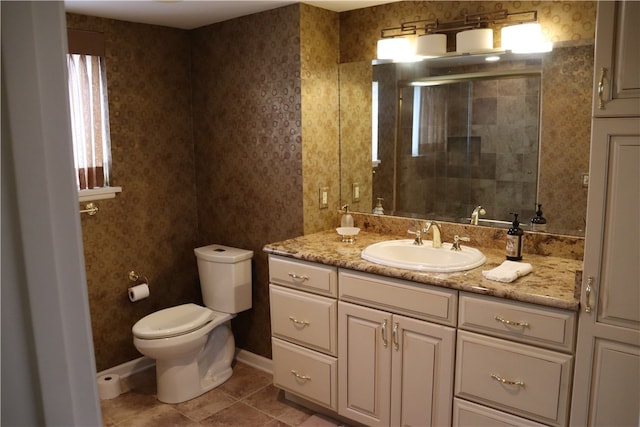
[128,283,149,302]
[97,373,121,400]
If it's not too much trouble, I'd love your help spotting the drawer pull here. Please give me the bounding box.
[290,370,311,382]
[381,319,388,348]
[288,273,309,281]
[490,373,525,387]
[494,315,529,328]
[288,316,310,327]
[392,322,399,350]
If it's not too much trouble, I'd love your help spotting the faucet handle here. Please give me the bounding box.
[408,224,424,246]
[452,235,471,251]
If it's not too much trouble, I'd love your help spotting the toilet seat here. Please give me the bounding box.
[133,303,215,339]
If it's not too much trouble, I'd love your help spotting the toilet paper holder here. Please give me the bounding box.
[128,270,150,287]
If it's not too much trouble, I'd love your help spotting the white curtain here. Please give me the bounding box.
[66,54,111,189]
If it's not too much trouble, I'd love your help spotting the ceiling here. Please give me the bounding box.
[64,0,401,30]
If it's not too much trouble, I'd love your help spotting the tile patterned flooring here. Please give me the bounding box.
[100,362,342,427]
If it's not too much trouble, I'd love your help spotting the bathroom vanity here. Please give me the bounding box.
[265,228,581,427]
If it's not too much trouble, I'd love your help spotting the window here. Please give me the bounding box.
[67,29,120,201]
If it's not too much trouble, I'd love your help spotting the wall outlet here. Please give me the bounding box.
[319,187,329,209]
[352,183,360,202]
[581,173,589,188]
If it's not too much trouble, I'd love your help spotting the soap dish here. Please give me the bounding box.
[336,227,360,243]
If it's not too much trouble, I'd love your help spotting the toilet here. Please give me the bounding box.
[132,244,253,404]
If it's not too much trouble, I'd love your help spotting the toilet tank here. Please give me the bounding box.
[193,244,253,313]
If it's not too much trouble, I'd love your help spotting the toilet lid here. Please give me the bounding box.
[133,303,215,339]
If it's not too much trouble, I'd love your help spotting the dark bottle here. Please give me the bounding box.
[506,212,524,261]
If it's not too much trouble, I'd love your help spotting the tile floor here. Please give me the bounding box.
[100,361,344,427]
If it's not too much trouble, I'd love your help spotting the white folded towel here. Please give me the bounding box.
[482,260,533,283]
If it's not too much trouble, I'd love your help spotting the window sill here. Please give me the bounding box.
[78,186,122,202]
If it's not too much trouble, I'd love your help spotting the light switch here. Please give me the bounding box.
[353,183,360,202]
[319,187,329,209]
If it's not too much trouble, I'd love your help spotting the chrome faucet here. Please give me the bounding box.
[470,206,486,225]
[424,221,442,248]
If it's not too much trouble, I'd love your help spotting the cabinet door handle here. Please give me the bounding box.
[288,272,309,281]
[288,316,310,327]
[494,315,529,328]
[392,322,399,350]
[290,370,311,382]
[490,373,525,387]
[381,319,388,348]
[585,276,594,313]
[597,67,607,109]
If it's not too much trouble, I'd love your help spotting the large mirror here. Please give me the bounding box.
[339,42,594,237]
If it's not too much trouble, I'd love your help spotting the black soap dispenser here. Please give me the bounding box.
[530,203,547,232]
[506,212,524,261]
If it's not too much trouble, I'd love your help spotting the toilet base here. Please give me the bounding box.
[156,322,236,404]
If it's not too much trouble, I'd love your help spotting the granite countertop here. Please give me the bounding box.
[264,229,582,311]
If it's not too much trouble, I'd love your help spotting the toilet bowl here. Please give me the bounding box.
[132,244,253,403]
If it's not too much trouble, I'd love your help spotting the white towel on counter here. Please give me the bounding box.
[482,260,533,283]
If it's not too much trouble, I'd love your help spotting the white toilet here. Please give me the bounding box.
[132,244,253,404]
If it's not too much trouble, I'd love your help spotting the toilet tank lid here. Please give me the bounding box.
[132,303,214,339]
[194,244,253,263]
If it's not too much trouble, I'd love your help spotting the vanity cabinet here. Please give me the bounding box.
[337,270,456,427]
[592,1,640,117]
[455,293,576,427]
[268,255,339,410]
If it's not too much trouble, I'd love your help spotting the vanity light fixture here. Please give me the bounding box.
[376,9,549,61]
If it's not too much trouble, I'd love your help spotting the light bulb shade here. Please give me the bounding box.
[501,23,552,53]
[377,37,413,60]
[415,34,447,58]
[456,28,493,53]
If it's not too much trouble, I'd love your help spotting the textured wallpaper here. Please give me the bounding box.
[66,14,202,371]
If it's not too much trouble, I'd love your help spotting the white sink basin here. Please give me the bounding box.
[361,239,486,272]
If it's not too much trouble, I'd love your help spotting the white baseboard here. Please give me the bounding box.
[234,348,273,374]
[97,356,154,380]
[97,348,272,381]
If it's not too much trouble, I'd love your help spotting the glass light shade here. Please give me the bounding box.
[456,28,493,53]
[377,37,412,60]
[501,23,553,53]
[415,34,447,58]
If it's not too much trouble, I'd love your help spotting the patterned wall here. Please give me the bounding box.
[191,5,308,358]
[67,14,202,371]
[300,4,341,234]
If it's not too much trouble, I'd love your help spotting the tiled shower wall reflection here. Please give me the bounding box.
[394,75,541,222]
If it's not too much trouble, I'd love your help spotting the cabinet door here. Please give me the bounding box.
[593,1,640,116]
[390,314,455,427]
[338,301,391,427]
[571,118,640,425]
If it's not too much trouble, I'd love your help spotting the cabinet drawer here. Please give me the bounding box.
[453,398,547,427]
[270,285,337,355]
[272,338,337,411]
[269,255,337,297]
[459,292,576,352]
[338,269,457,326]
[455,331,573,426]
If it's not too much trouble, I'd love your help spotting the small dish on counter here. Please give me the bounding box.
[336,227,360,243]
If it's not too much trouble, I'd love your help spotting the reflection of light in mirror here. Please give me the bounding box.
[372,81,380,166]
[412,87,421,157]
